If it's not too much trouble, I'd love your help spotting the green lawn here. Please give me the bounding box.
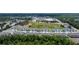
[29,22,64,29]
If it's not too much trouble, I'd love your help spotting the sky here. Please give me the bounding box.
[0,0,79,13]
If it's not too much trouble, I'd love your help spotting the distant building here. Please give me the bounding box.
[32,17,58,23]
[75,19,79,21]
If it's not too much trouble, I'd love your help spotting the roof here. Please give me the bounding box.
[45,18,55,21]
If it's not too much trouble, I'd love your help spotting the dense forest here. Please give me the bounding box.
[0,13,79,21]
[0,35,75,45]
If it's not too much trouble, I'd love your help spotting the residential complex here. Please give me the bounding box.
[0,13,79,44]
[0,16,79,38]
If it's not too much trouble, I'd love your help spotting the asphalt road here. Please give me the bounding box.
[70,38,79,44]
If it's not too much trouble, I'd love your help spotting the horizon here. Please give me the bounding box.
[0,13,79,16]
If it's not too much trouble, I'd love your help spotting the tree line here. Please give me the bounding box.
[57,16,79,29]
[0,34,75,45]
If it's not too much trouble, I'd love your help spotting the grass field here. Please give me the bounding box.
[28,22,64,29]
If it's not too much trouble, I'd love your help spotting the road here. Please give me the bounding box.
[55,18,63,23]
[70,38,79,44]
